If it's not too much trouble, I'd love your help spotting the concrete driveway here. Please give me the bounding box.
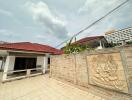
[0,75,106,100]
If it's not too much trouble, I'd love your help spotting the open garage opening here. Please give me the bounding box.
[14,57,37,70]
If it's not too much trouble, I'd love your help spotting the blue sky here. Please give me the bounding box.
[0,0,132,48]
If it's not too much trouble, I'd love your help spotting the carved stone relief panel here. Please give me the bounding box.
[87,53,128,93]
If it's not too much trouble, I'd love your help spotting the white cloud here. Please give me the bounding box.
[0,9,13,17]
[78,0,124,14]
[25,1,69,39]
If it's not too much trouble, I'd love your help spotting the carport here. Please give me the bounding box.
[0,42,62,82]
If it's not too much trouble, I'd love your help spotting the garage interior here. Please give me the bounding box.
[6,57,41,78]
[14,57,37,70]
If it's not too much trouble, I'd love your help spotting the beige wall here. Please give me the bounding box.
[37,56,49,73]
[50,46,132,99]
[0,60,2,70]
[37,56,44,67]
[8,56,15,71]
[50,54,76,83]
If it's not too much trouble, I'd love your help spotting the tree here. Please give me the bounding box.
[63,37,93,54]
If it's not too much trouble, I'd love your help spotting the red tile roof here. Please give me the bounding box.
[74,36,104,45]
[0,42,63,55]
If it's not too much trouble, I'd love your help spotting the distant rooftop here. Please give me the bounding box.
[0,41,9,44]
[74,36,105,45]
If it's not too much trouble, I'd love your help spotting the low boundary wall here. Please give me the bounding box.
[50,46,132,99]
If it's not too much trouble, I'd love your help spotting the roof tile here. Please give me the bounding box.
[0,42,63,55]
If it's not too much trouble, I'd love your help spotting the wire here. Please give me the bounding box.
[55,0,130,48]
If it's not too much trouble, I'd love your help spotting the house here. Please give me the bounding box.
[74,36,107,49]
[0,42,62,82]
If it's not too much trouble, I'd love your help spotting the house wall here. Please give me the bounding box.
[1,58,6,70]
[37,56,45,67]
[50,46,132,100]
[0,60,2,70]
[2,56,15,80]
[37,56,48,72]
[7,56,15,71]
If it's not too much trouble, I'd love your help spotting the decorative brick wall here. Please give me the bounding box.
[50,46,132,99]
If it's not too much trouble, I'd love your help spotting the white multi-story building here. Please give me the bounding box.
[105,27,132,44]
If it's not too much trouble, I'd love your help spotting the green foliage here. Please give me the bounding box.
[63,37,93,54]
[126,41,132,45]
[104,42,117,48]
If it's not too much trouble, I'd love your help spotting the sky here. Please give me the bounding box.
[0,0,132,48]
